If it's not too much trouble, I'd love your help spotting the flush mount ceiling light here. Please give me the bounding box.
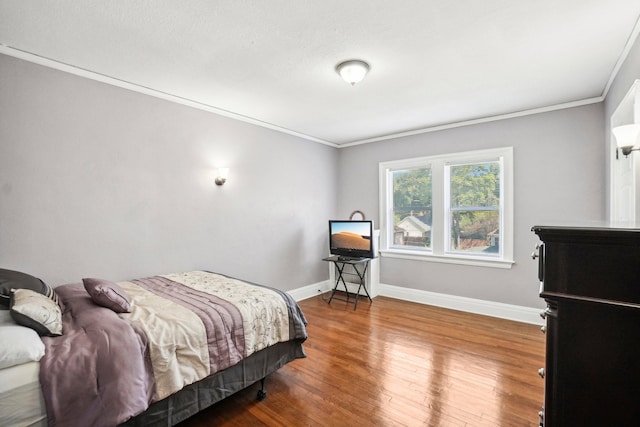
[336,60,370,86]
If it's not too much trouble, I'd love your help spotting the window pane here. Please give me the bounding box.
[450,162,500,208]
[391,168,432,248]
[448,161,501,255]
[450,210,500,253]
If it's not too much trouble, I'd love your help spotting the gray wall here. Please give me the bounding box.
[338,104,605,308]
[0,53,337,289]
[5,35,638,308]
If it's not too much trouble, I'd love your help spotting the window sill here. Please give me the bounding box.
[380,249,515,269]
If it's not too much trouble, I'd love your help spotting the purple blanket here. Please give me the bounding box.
[39,284,155,427]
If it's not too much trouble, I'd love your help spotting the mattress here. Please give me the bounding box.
[0,361,46,427]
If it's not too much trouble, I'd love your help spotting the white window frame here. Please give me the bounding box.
[379,147,514,269]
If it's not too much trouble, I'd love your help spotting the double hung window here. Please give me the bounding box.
[379,147,513,268]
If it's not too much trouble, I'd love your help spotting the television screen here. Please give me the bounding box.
[329,220,374,259]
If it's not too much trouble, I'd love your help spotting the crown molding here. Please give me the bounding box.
[4,32,636,150]
[339,96,604,148]
[0,45,338,148]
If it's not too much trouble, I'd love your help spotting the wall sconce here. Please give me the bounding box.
[214,168,229,186]
[613,124,640,158]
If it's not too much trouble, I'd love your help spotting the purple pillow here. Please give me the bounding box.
[82,278,131,313]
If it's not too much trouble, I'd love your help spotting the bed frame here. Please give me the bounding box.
[120,340,305,426]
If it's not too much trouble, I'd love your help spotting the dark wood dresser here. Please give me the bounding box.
[532,226,640,427]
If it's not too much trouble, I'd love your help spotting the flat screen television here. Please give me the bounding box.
[328,220,374,259]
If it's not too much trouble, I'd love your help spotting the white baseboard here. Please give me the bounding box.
[378,283,544,325]
[290,280,544,325]
[287,280,332,302]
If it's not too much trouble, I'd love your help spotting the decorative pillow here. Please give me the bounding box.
[0,268,48,309]
[10,288,63,336]
[0,316,46,369]
[83,278,131,313]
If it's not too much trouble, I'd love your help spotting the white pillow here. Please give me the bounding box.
[0,320,45,369]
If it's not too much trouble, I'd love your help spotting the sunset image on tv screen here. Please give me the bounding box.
[331,232,370,250]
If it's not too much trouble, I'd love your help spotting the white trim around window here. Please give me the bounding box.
[379,147,514,269]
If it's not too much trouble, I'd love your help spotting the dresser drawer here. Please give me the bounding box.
[533,226,640,304]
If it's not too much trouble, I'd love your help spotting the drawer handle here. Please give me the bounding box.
[531,243,541,260]
[539,307,556,319]
[540,326,546,334]
[538,368,545,378]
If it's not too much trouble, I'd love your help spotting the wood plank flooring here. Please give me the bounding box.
[179,294,546,427]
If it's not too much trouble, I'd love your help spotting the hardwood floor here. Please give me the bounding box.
[179,294,545,427]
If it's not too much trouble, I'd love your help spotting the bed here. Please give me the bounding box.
[0,269,308,427]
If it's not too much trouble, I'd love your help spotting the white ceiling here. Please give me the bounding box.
[1,1,639,146]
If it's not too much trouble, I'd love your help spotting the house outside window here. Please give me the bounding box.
[391,166,432,249]
[379,147,514,269]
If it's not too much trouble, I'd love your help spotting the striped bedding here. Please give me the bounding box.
[39,271,307,427]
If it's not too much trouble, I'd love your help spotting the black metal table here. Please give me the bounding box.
[323,256,373,310]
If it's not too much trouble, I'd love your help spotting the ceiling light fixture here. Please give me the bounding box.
[336,60,370,86]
